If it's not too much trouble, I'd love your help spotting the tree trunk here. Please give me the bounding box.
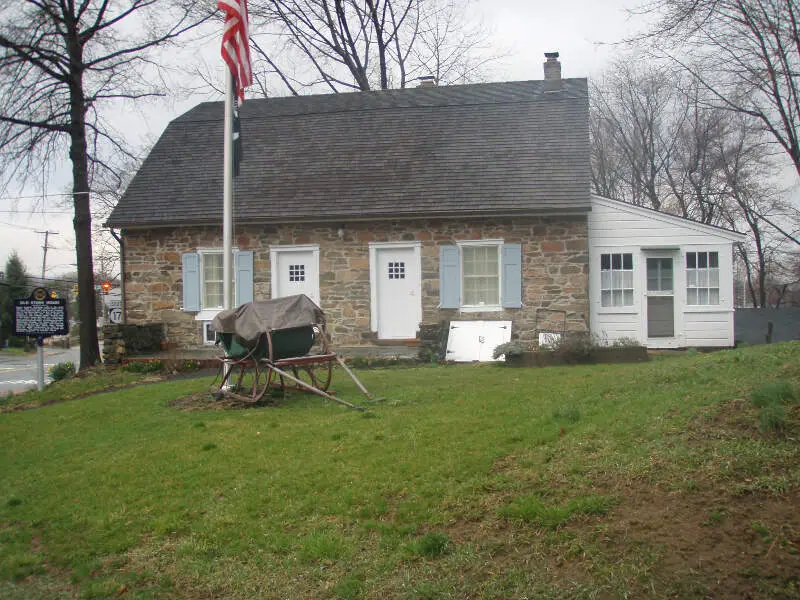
[67,34,101,370]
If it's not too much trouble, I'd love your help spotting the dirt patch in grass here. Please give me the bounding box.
[440,481,799,598]
[168,390,281,411]
[596,481,799,598]
[686,397,763,440]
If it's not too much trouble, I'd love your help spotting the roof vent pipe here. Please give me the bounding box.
[417,75,437,87]
[543,52,561,81]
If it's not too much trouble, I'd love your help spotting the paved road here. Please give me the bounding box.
[0,346,81,395]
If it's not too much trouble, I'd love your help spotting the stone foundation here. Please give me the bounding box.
[122,216,589,350]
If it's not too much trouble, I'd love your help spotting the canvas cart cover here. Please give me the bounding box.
[211,295,325,345]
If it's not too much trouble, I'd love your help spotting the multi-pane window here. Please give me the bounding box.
[462,245,500,306]
[600,253,633,307]
[647,258,673,293]
[289,264,306,282]
[686,251,719,305]
[202,252,224,308]
[388,262,405,279]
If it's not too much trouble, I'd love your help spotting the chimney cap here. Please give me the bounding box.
[545,52,560,60]
[417,75,437,87]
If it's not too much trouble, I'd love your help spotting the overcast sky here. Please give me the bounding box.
[0,0,647,279]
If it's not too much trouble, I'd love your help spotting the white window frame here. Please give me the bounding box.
[202,321,219,345]
[457,239,503,312]
[685,250,720,306]
[194,247,239,325]
[600,252,634,308]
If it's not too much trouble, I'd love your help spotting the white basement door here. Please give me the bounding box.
[445,321,512,362]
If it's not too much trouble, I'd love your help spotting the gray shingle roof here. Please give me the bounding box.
[106,78,591,228]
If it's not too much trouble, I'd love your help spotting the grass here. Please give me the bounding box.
[0,343,799,598]
[0,347,36,356]
[751,380,794,434]
[751,380,795,407]
[0,366,162,412]
[499,493,616,528]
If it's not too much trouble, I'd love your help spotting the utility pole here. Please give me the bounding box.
[35,230,58,391]
[37,230,58,285]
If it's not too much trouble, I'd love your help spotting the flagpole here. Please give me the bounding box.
[222,69,234,389]
[223,69,234,313]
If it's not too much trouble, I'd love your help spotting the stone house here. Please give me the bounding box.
[107,56,593,353]
[107,55,745,352]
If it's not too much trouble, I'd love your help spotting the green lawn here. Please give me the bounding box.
[1,344,799,599]
[0,347,36,356]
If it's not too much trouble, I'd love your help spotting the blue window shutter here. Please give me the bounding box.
[182,252,200,312]
[502,244,523,308]
[235,250,254,306]
[439,246,461,308]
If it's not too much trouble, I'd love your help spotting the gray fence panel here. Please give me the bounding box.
[735,308,800,345]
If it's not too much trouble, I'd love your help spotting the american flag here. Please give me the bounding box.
[218,0,252,102]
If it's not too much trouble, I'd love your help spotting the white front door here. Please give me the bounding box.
[271,246,320,305]
[373,245,421,339]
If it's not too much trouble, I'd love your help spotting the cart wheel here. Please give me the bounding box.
[251,364,274,402]
[300,360,334,392]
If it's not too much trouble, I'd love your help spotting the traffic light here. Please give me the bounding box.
[101,281,112,294]
[72,284,79,297]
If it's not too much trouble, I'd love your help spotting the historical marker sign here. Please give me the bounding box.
[13,298,69,338]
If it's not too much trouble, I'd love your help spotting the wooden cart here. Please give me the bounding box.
[213,295,371,410]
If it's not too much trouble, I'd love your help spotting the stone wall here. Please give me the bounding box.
[102,323,165,363]
[122,216,589,350]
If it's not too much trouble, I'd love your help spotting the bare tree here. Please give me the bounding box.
[245,0,500,94]
[591,55,799,306]
[662,79,731,224]
[0,1,207,369]
[590,59,677,210]
[633,0,800,180]
[719,118,800,307]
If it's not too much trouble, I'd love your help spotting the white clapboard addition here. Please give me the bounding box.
[445,321,512,362]
[589,195,745,348]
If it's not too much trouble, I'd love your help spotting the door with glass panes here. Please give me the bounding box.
[645,254,675,339]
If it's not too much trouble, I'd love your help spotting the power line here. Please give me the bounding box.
[0,220,49,231]
[0,210,73,214]
[0,191,92,201]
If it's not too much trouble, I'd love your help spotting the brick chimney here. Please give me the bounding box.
[543,52,561,81]
[417,75,437,88]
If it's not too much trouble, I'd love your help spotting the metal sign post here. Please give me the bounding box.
[36,337,45,391]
